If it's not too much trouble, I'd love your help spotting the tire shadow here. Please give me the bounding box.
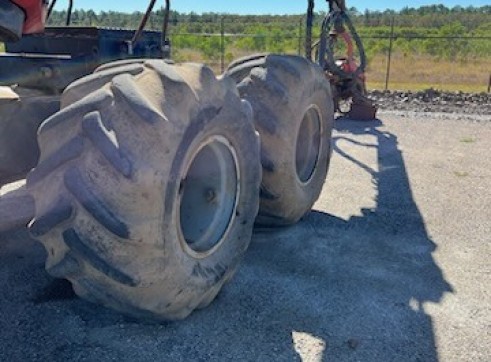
[0,118,453,361]
[236,118,453,361]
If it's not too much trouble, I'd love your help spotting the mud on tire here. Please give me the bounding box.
[225,54,334,226]
[27,60,261,320]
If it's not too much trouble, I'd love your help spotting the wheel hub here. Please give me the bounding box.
[295,106,322,184]
[178,136,239,255]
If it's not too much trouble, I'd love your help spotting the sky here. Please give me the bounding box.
[55,1,489,15]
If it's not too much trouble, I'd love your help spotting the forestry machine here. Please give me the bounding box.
[0,0,376,320]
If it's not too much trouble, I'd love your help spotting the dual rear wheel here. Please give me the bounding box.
[27,54,334,320]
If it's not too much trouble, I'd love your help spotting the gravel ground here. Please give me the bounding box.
[0,106,490,361]
[370,89,491,116]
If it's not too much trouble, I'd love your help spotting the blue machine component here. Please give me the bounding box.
[0,27,163,92]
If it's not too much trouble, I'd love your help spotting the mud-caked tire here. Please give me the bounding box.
[225,54,334,226]
[27,60,261,320]
[0,87,60,186]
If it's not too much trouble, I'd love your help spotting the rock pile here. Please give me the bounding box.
[368,89,490,116]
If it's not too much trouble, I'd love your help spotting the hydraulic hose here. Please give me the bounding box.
[317,10,367,79]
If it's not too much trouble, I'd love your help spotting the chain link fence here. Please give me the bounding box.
[169,18,491,93]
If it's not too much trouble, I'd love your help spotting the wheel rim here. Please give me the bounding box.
[178,136,239,255]
[295,106,322,184]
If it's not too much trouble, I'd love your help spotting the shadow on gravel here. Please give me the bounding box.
[240,118,454,361]
[0,118,454,361]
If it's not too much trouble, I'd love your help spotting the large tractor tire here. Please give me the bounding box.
[0,87,60,186]
[225,54,334,226]
[26,60,261,320]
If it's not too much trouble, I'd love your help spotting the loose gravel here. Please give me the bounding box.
[0,107,490,362]
[369,89,491,116]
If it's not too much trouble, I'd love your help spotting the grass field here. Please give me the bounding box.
[365,53,491,93]
[2,40,489,92]
[174,47,490,93]
[191,51,491,93]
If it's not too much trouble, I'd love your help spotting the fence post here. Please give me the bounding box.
[385,16,395,91]
[306,0,314,60]
[298,18,303,56]
[220,16,225,73]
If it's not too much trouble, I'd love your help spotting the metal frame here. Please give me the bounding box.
[47,0,74,26]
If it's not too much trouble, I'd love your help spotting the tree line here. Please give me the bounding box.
[46,5,490,31]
